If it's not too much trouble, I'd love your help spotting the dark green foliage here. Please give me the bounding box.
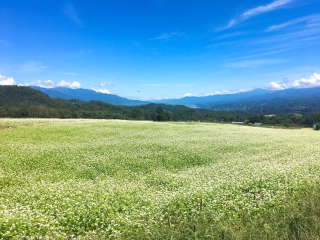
[248,114,261,123]
[307,113,320,127]
[0,85,51,106]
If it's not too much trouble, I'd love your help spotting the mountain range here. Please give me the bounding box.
[31,86,147,106]
[155,87,320,107]
[31,86,320,115]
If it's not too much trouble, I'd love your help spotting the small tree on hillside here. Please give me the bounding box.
[156,106,164,121]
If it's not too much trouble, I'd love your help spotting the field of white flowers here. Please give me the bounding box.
[0,119,319,239]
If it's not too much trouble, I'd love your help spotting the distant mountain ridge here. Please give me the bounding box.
[31,86,147,106]
[153,87,320,115]
[31,86,320,114]
[154,87,320,107]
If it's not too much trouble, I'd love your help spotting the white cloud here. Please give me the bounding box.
[57,80,81,88]
[93,89,111,94]
[224,0,292,29]
[21,61,46,73]
[268,72,320,90]
[0,74,16,85]
[242,0,291,19]
[182,93,197,97]
[268,81,285,90]
[267,14,320,31]
[25,80,81,89]
[181,89,249,98]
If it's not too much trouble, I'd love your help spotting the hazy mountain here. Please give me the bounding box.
[153,89,272,107]
[31,86,147,106]
[153,87,320,109]
[31,86,320,113]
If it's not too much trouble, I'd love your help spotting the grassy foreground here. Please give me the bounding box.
[0,119,320,239]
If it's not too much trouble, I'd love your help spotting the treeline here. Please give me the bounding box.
[0,103,245,122]
[0,86,319,127]
[247,113,320,128]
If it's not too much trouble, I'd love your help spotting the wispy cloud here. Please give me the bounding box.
[242,0,291,19]
[20,61,46,73]
[267,13,320,31]
[268,72,320,90]
[252,27,320,45]
[181,89,249,98]
[0,74,16,85]
[225,58,287,68]
[24,79,81,89]
[63,4,83,27]
[218,27,320,54]
[231,48,294,61]
[223,0,292,29]
[214,24,320,62]
[152,32,185,41]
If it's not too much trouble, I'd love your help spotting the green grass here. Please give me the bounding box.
[0,119,320,239]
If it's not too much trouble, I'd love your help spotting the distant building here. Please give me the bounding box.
[253,122,262,126]
[232,122,244,124]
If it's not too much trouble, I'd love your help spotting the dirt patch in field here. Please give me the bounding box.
[0,125,14,130]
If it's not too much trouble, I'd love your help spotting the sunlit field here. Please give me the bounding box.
[1,119,320,239]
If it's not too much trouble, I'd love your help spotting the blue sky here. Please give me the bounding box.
[1,0,320,100]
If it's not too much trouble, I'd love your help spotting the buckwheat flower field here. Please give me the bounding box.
[1,119,319,239]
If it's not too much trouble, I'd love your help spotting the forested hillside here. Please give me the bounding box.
[31,86,146,106]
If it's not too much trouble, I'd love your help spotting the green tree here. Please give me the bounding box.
[131,108,143,120]
[156,106,164,121]
[248,114,261,123]
[156,106,163,115]
[19,108,29,118]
